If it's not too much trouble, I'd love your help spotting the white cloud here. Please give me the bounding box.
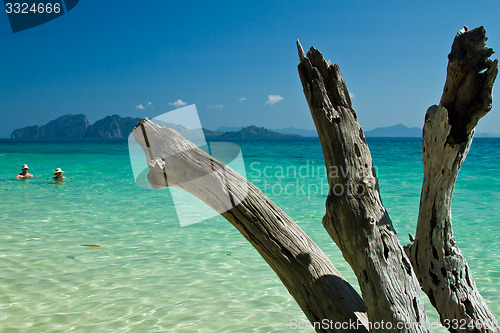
[169,99,188,108]
[349,93,355,99]
[238,97,247,102]
[206,104,224,109]
[136,101,155,110]
[266,94,283,106]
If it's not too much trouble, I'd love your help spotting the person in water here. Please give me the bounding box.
[52,168,66,181]
[16,164,33,179]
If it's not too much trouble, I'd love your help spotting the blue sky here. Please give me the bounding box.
[1,0,500,137]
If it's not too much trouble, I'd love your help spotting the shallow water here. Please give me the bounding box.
[0,137,498,332]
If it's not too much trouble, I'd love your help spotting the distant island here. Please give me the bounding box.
[10,115,499,139]
[362,123,499,137]
[214,124,425,137]
[11,114,142,139]
[364,124,421,137]
[205,126,300,138]
[215,126,319,137]
[213,124,424,137]
[10,114,300,139]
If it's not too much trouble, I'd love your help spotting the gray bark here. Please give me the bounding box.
[132,120,369,332]
[296,41,429,332]
[405,26,499,332]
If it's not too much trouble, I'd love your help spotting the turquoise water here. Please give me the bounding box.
[0,137,498,332]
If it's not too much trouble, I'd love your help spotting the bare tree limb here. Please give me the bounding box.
[132,120,369,332]
[406,26,499,332]
[297,41,429,332]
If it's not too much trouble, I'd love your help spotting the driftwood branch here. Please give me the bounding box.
[406,26,499,332]
[297,41,429,332]
[132,120,369,332]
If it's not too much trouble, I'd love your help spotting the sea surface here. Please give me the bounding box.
[0,137,498,332]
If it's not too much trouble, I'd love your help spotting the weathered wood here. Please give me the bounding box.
[132,120,369,332]
[296,41,429,332]
[406,26,499,332]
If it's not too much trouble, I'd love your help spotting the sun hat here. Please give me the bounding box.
[53,168,65,175]
[22,164,29,169]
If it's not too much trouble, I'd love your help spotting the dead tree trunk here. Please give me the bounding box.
[296,42,429,332]
[132,120,369,332]
[405,26,499,332]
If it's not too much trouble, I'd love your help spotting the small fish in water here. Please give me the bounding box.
[81,244,100,247]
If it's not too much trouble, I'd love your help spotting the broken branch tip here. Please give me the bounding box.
[297,39,306,61]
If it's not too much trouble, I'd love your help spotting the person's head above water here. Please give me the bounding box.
[52,168,66,180]
[16,164,33,179]
[53,168,65,175]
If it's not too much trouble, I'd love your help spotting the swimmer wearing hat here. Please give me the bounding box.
[15,164,33,180]
[52,168,66,181]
